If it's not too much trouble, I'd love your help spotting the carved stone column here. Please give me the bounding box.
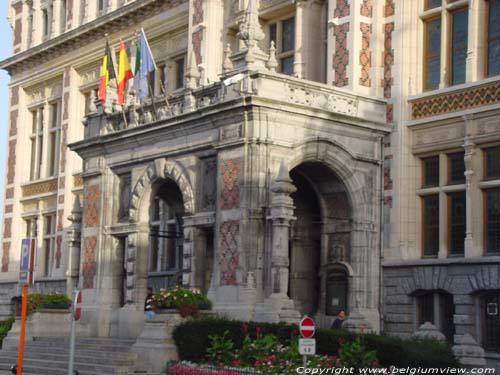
[269,161,296,296]
[66,196,82,295]
[294,0,307,79]
[464,136,475,257]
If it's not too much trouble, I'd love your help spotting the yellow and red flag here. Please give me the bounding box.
[98,40,117,105]
[118,40,134,106]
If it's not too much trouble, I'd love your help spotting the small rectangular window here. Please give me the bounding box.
[425,0,441,10]
[448,152,465,184]
[448,191,465,256]
[417,293,435,325]
[485,147,500,179]
[423,156,440,187]
[424,18,442,90]
[485,189,500,254]
[42,9,49,36]
[451,10,468,85]
[281,56,294,75]
[423,194,440,257]
[281,17,295,52]
[488,0,500,76]
[175,58,185,89]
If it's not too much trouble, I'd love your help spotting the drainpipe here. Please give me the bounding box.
[378,135,385,333]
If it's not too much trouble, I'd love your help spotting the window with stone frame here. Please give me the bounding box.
[480,290,500,353]
[29,106,44,181]
[27,4,34,48]
[487,0,500,77]
[149,193,184,273]
[42,8,50,38]
[421,1,469,90]
[420,152,467,257]
[422,156,439,187]
[117,174,131,222]
[422,194,440,257]
[485,189,500,255]
[175,57,185,90]
[416,290,455,343]
[98,0,107,12]
[47,101,62,177]
[80,0,88,24]
[61,0,67,33]
[448,191,466,256]
[484,146,500,180]
[42,214,56,277]
[448,152,465,184]
[268,16,296,76]
[25,217,38,238]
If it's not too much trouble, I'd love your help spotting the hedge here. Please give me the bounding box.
[172,317,460,368]
[0,317,15,348]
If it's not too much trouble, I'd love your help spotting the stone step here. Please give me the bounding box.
[23,341,133,352]
[0,336,152,375]
[0,351,136,366]
[1,347,136,360]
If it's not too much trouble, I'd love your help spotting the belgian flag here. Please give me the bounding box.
[98,39,117,105]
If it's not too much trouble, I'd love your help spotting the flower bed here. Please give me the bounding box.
[167,362,265,375]
[152,287,212,318]
[173,317,460,368]
[203,325,377,374]
[27,293,71,315]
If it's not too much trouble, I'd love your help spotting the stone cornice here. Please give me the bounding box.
[0,0,186,75]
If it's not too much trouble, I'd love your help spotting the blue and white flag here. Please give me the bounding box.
[133,29,157,101]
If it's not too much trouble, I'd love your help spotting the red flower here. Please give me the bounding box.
[291,329,297,337]
[232,360,240,367]
[255,326,261,338]
[242,323,248,332]
[218,361,224,368]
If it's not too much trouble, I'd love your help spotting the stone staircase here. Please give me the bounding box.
[0,337,155,375]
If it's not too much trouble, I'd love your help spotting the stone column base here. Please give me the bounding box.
[255,293,301,323]
[452,334,487,368]
[131,310,183,373]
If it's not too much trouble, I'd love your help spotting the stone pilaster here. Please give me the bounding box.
[66,195,82,295]
[463,136,475,257]
[269,161,296,296]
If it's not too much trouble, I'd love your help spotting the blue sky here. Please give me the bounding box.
[0,3,12,227]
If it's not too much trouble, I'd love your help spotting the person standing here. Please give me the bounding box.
[331,310,347,329]
[145,286,155,319]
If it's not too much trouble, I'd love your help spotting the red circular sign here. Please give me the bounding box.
[74,291,82,321]
[299,316,315,338]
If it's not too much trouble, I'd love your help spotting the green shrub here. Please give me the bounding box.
[0,317,15,347]
[28,293,71,314]
[173,317,460,368]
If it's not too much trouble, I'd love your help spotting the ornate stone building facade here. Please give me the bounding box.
[0,0,500,368]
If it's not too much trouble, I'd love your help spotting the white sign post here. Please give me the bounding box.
[299,317,316,367]
[299,338,316,355]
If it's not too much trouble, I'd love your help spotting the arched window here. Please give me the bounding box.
[480,290,500,353]
[148,180,184,290]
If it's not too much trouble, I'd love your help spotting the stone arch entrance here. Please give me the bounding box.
[289,162,352,319]
[124,159,195,308]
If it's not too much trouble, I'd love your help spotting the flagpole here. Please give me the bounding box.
[148,81,158,121]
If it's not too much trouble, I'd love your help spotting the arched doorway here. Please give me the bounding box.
[147,179,185,291]
[289,162,352,319]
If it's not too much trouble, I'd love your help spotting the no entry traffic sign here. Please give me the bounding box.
[299,316,315,338]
